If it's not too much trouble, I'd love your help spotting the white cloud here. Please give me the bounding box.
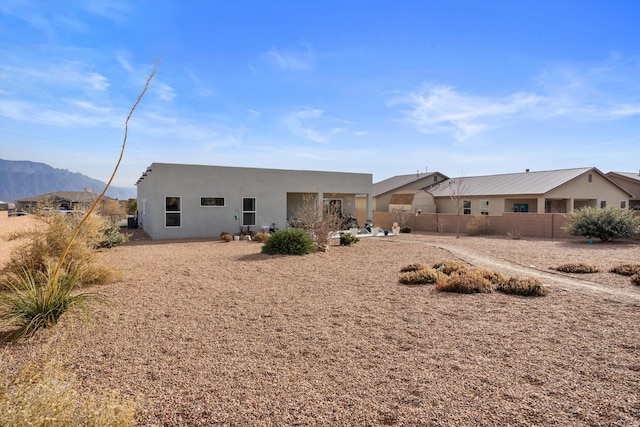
[391,85,543,141]
[153,81,177,102]
[264,45,314,71]
[281,107,353,143]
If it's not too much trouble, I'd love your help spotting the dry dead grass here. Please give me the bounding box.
[1,223,639,426]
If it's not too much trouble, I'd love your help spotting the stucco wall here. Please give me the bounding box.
[137,163,372,239]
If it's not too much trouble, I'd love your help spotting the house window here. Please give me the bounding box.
[588,174,593,182]
[165,196,181,227]
[513,203,529,213]
[480,200,489,215]
[621,201,626,209]
[600,201,606,209]
[463,201,471,215]
[323,199,343,216]
[243,197,256,226]
[201,197,225,207]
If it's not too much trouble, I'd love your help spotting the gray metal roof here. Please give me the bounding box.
[428,167,598,197]
[608,171,640,183]
[373,172,444,197]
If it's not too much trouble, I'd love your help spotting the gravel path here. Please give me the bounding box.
[1,226,639,426]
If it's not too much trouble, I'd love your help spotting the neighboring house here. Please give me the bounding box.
[136,163,373,240]
[15,190,102,212]
[426,167,633,215]
[356,171,448,213]
[606,172,640,209]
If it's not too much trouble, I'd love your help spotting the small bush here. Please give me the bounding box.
[609,263,640,276]
[400,226,411,233]
[98,222,129,248]
[261,228,317,255]
[476,268,509,286]
[399,268,444,285]
[550,263,600,274]
[220,232,233,242]
[252,232,270,243]
[562,206,640,241]
[400,263,427,272]
[431,260,468,275]
[435,269,494,294]
[339,233,359,246]
[466,215,491,236]
[631,274,640,286]
[0,351,136,426]
[497,277,549,297]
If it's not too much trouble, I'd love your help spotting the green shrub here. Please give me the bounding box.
[562,206,640,241]
[339,233,359,246]
[609,263,640,276]
[431,260,468,275]
[400,263,427,272]
[466,215,492,236]
[435,270,494,294]
[219,232,233,242]
[0,265,101,340]
[550,263,600,273]
[399,268,444,285]
[497,277,549,297]
[261,228,317,255]
[631,274,640,286]
[400,226,411,233]
[98,222,129,248]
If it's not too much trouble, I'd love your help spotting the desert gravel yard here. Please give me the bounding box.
[1,227,640,426]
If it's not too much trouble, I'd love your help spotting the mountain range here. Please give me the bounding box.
[0,159,136,203]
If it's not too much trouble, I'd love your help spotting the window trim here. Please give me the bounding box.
[165,196,181,228]
[463,200,471,215]
[480,200,489,215]
[242,197,256,226]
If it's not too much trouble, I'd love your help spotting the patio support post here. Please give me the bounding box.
[366,193,373,226]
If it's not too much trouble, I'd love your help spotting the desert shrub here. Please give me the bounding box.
[400,263,427,272]
[252,232,270,243]
[0,351,136,426]
[291,193,342,247]
[220,232,233,242]
[435,269,494,294]
[400,226,411,233]
[399,268,444,285]
[609,263,640,276]
[2,213,120,287]
[98,222,129,248]
[562,206,640,241]
[475,268,509,286]
[497,277,549,297]
[261,228,316,255]
[339,233,359,246]
[631,274,640,286]
[431,260,468,275]
[466,215,491,236]
[550,263,600,274]
[0,264,101,340]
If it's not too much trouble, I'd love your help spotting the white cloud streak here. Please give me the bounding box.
[264,45,314,71]
[281,108,351,143]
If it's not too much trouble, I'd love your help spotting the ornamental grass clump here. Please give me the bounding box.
[631,274,640,286]
[435,269,494,294]
[476,268,509,287]
[550,263,600,274]
[0,351,136,427]
[252,232,270,243]
[400,263,427,272]
[497,277,549,297]
[609,263,640,276]
[0,265,101,340]
[261,228,317,255]
[399,267,445,285]
[220,232,233,242]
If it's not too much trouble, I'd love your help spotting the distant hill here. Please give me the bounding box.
[0,159,136,203]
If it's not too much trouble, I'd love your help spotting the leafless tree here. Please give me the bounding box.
[448,176,468,238]
[291,193,342,247]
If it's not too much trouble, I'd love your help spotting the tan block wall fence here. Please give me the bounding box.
[358,211,572,239]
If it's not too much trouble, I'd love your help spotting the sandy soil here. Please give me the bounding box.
[1,219,639,426]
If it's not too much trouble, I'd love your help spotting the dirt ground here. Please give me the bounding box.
[1,218,639,426]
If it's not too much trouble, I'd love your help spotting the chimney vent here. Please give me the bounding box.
[526,169,530,173]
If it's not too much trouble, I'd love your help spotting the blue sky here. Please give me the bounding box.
[1,0,639,188]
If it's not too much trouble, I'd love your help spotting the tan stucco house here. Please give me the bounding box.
[355,171,448,213]
[606,171,640,210]
[427,167,633,215]
[136,163,373,239]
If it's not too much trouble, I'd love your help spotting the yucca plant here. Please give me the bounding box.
[0,265,101,340]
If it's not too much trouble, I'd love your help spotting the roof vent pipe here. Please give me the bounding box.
[526,169,530,173]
